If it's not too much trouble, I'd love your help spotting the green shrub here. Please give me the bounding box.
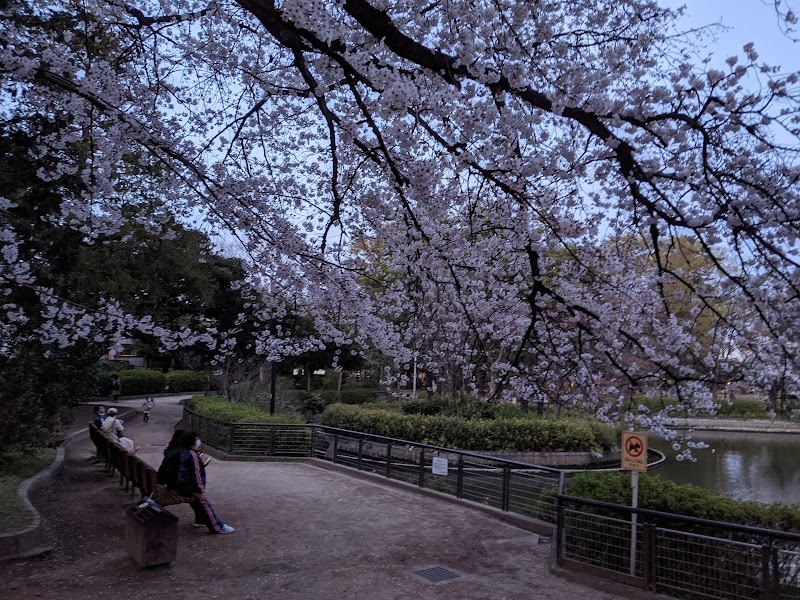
[165,370,209,393]
[401,396,451,416]
[116,370,166,395]
[716,397,768,418]
[321,404,616,452]
[188,395,303,424]
[297,393,327,420]
[565,471,800,529]
[316,389,379,405]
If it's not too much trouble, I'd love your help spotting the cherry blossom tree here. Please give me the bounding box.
[3,0,800,446]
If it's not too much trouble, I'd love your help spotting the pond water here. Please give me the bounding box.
[650,431,800,506]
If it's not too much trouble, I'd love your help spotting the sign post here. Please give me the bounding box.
[621,432,647,577]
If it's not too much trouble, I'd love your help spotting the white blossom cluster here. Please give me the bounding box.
[3,0,800,452]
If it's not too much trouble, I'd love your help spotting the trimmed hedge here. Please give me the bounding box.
[117,370,166,395]
[565,471,800,529]
[98,369,209,395]
[188,395,303,424]
[291,388,379,406]
[401,396,453,416]
[165,370,209,393]
[320,403,616,453]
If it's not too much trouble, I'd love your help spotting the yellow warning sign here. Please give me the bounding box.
[621,432,648,472]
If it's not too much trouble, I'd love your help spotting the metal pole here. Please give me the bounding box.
[556,497,565,565]
[502,466,511,512]
[630,470,639,577]
[456,455,464,498]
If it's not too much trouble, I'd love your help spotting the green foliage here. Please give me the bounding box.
[401,395,555,420]
[715,397,769,418]
[0,342,102,451]
[565,471,800,529]
[319,389,378,405]
[401,396,452,415]
[321,404,615,452]
[289,388,380,420]
[297,393,327,421]
[632,396,768,419]
[116,370,166,395]
[188,395,303,424]
[165,370,208,392]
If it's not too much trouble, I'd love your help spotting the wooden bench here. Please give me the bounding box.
[89,423,195,506]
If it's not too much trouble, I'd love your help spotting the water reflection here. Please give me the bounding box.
[651,431,800,505]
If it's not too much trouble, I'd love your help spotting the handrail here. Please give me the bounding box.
[182,407,565,473]
[557,493,800,541]
[313,424,566,473]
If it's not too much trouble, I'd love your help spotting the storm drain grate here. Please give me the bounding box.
[414,566,461,583]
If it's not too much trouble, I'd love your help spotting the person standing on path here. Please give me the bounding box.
[110,374,121,402]
[141,396,155,423]
[176,431,235,534]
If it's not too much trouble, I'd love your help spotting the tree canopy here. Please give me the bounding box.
[3,0,800,447]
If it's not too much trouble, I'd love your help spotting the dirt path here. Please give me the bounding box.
[1,398,636,600]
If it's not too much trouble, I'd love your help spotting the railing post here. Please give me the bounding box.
[385,443,392,478]
[643,523,656,591]
[502,466,511,511]
[332,434,339,464]
[761,544,779,599]
[556,496,565,566]
[229,424,235,454]
[357,438,363,470]
[418,447,425,488]
[269,426,276,455]
[456,454,464,499]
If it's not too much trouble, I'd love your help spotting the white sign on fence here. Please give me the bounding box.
[431,456,449,476]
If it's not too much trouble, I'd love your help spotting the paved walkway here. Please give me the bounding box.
[1,396,636,600]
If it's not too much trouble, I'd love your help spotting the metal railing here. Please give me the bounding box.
[556,494,800,600]
[181,408,565,522]
[309,426,565,523]
[183,408,800,600]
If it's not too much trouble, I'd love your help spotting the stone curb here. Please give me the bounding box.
[0,408,136,562]
[0,445,65,561]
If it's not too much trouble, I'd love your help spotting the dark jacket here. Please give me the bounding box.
[176,449,206,496]
[156,446,182,489]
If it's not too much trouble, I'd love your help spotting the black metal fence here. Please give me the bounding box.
[184,408,800,600]
[181,408,564,522]
[556,494,800,600]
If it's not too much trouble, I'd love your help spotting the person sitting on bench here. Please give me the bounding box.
[175,431,234,534]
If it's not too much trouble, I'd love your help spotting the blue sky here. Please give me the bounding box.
[665,0,799,72]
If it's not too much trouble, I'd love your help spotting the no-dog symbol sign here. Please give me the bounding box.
[621,432,648,472]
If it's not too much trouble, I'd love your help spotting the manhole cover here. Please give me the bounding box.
[414,566,461,583]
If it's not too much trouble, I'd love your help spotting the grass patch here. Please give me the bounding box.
[0,448,57,533]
